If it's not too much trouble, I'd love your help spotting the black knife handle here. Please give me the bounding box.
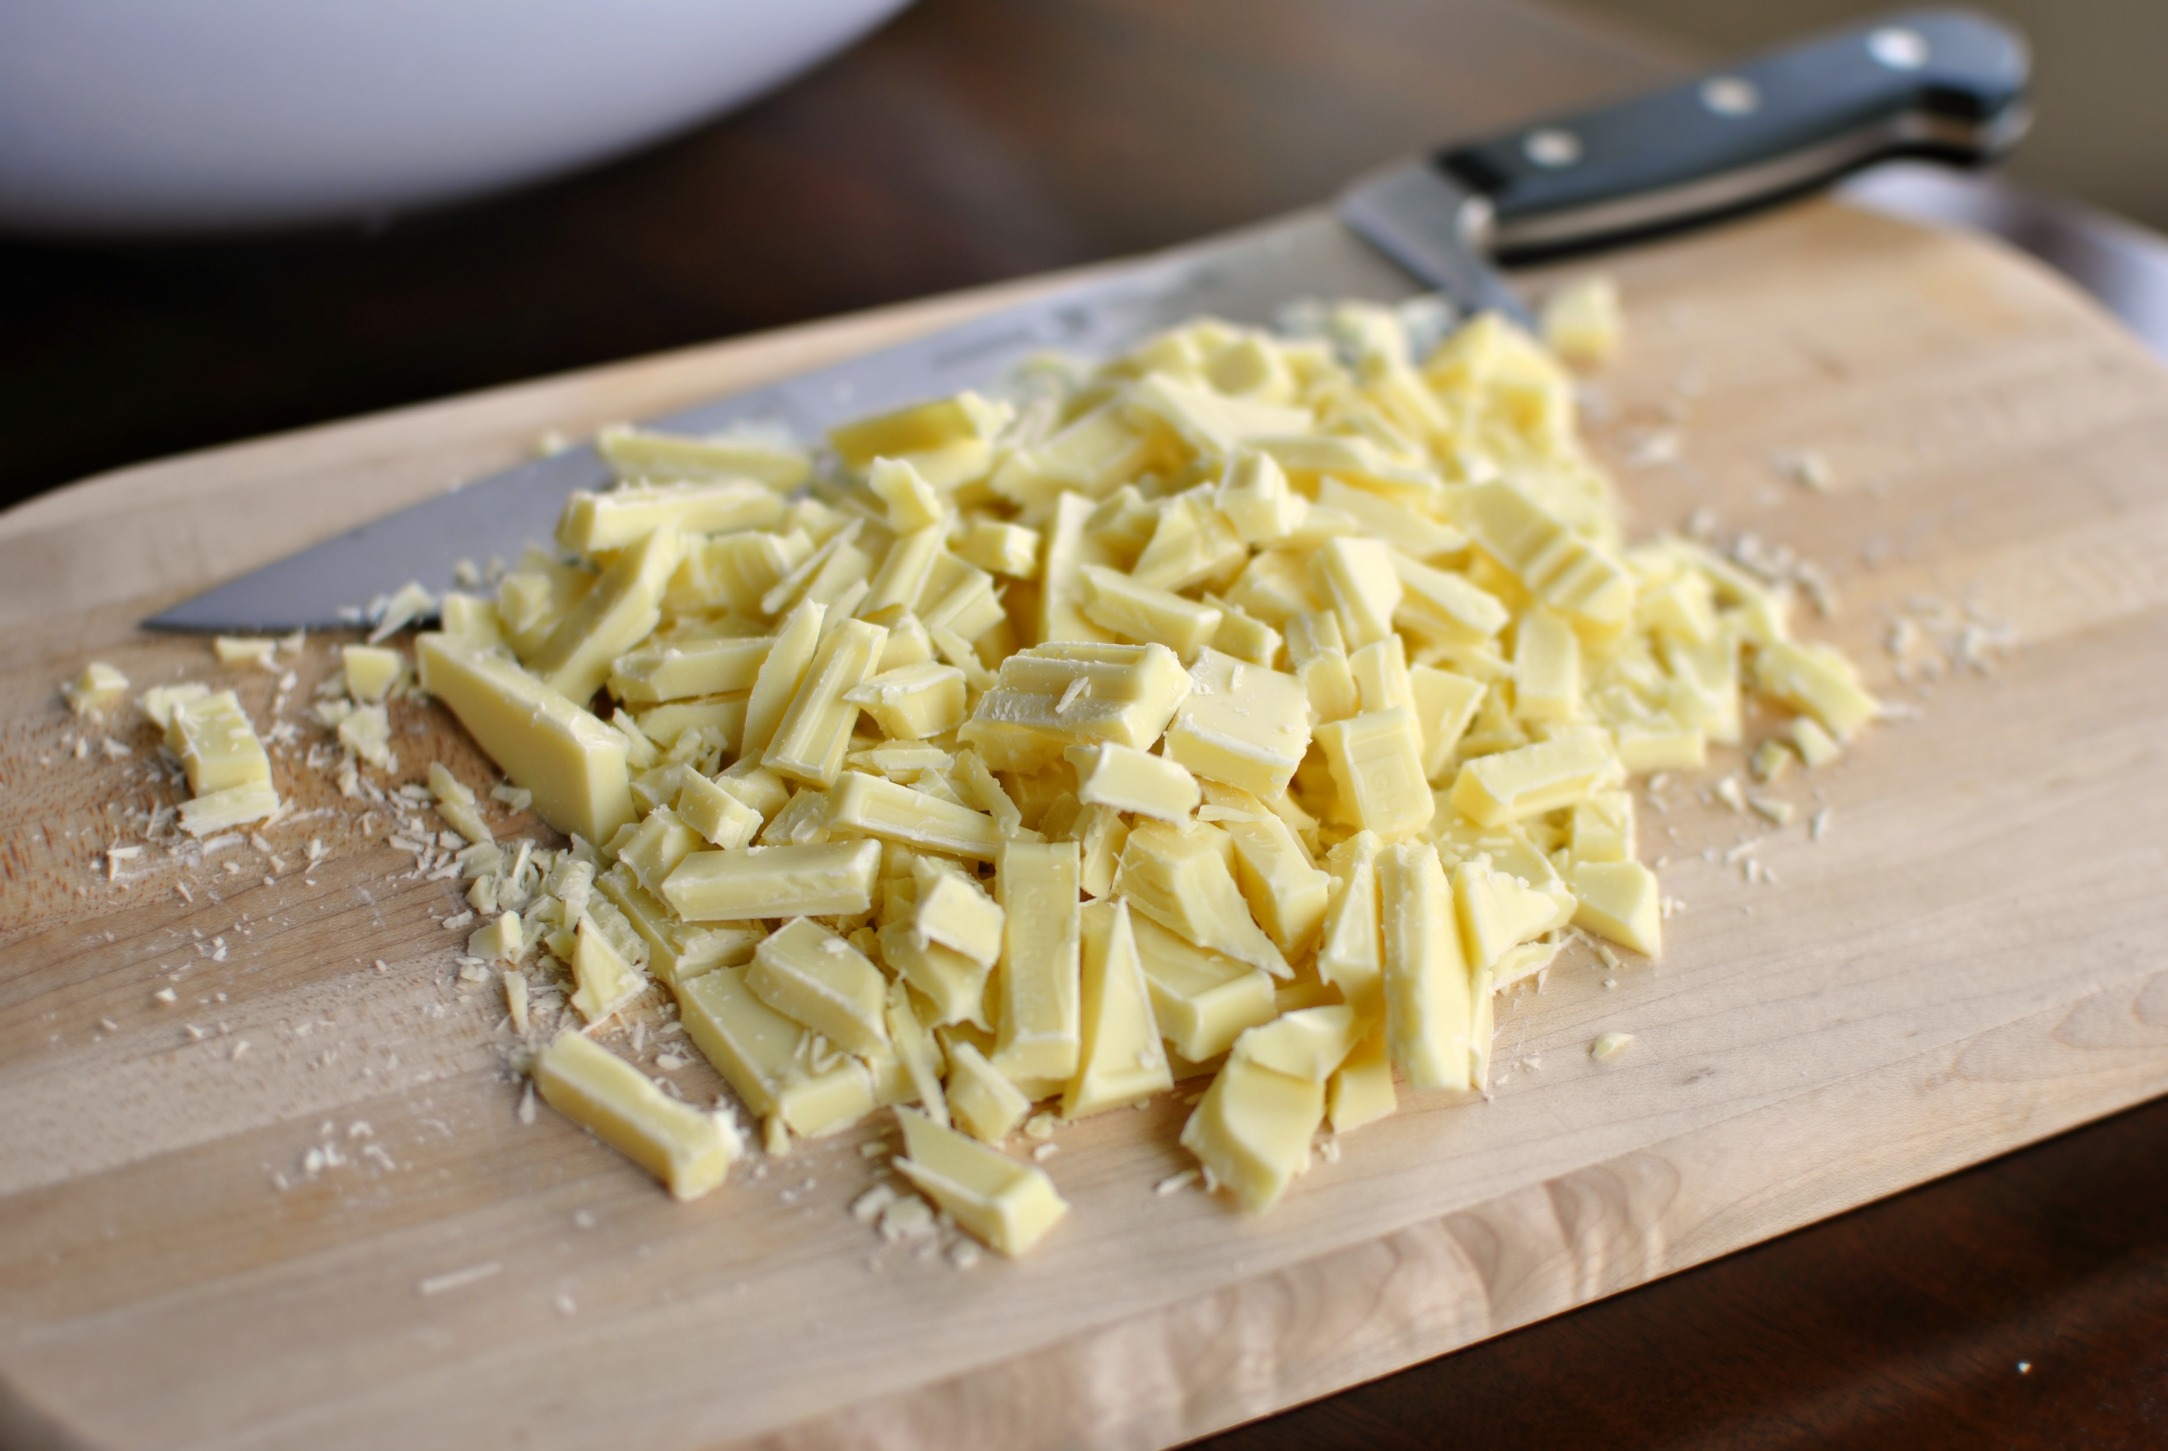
[1441,8,2029,262]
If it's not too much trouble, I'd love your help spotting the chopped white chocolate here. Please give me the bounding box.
[417,634,633,844]
[1316,709,1434,839]
[992,839,1083,1086]
[530,1030,739,1200]
[892,1106,1067,1257]
[1380,841,1471,1092]
[61,661,129,716]
[1114,821,1288,978]
[1132,911,1278,1062]
[1067,742,1200,823]
[661,839,881,922]
[1063,900,1171,1117]
[168,690,271,795]
[131,290,1879,1230]
[1540,274,1623,365]
[342,645,404,703]
[1162,650,1310,797]
[747,917,889,1057]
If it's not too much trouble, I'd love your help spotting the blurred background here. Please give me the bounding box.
[2,0,2159,511]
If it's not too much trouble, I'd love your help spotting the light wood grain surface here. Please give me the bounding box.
[1,200,2164,1451]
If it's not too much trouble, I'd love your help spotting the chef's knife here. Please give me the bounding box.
[146,7,2027,633]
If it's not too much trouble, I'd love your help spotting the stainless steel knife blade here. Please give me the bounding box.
[144,208,1440,633]
[145,8,2029,633]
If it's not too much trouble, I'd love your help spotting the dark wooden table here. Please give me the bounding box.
[5,1,2163,1444]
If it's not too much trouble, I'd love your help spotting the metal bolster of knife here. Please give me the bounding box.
[1341,7,2031,271]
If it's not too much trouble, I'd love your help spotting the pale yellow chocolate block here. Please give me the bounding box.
[910,857,1005,967]
[438,590,504,648]
[1286,612,1360,727]
[1214,449,1305,544]
[418,634,633,845]
[1312,535,1402,648]
[661,838,880,922]
[829,391,1009,468]
[1513,609,1581,722]
[879,920,992,1029]
[1569,789,1634,864]
[885,980,950,1127]
[1408,666,1485,780]
[1034,491,1116,644]
[829,771,1003,863]
[1114,821,1289,978]
[1754,639,1880,740]
[614,805,702,897]
[1380,841,1472,1092]
[1126,370,1311,456]
[167,690,271,796]
[1316,478,1464,562]
[1128,491,1246,593]
[1316,708,1435,839]
[609,634,771,704]
[1233,1004,1363,1083]
[1226,549,1321,627]
[558,479,781,554]
[1350,636,1415,716]
[526,527,684,704]
[858,525,943,621]
[1448,726,1621,828]
[715,760,790,821]
[1222,812,1329,959]
[763,618,886,788]
[1451,860,1561,973]
[845,660,967,741]
[531,1030,739,1202]
[865,456,951,532]
[1162,649,1310,798]
[341,645,403,704]
[428,761,492,845]
[943,1039,1031,1142]
[1180,1055,1324,1214]
[1454,483,1632,639]
[468,912,523,964]
[1327,1022,1396,1134]
[1080,564,1222,659]
[1570,860,1662,957]
[1540,273,1623,365]
[337,703,394,770]
[138,681,209,730]
[595,424,810,489]
[1131,912,1277,1062]
[959,640,1192,771]
[672,965,802,1119]
[992,838,1082,1084]
[676,772,762,850]
[565,915,642,1024]
[1791,715,1842,768]
[746,917,889,1058]
[1075,802,1130,899]
[60,661,128,716]
[893,1106,1067,1257]
[1067,742,1199,823]
[954,518,1040,578]
[1063,900,1172,1118]
[1318,832,1385,1017]
[740,598,826,762]
[213,635,277,667]
[178,784,282,838]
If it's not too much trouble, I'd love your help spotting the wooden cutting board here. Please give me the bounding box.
[3,199,2166,1451]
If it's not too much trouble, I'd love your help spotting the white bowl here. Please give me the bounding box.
[0,0,912,235]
